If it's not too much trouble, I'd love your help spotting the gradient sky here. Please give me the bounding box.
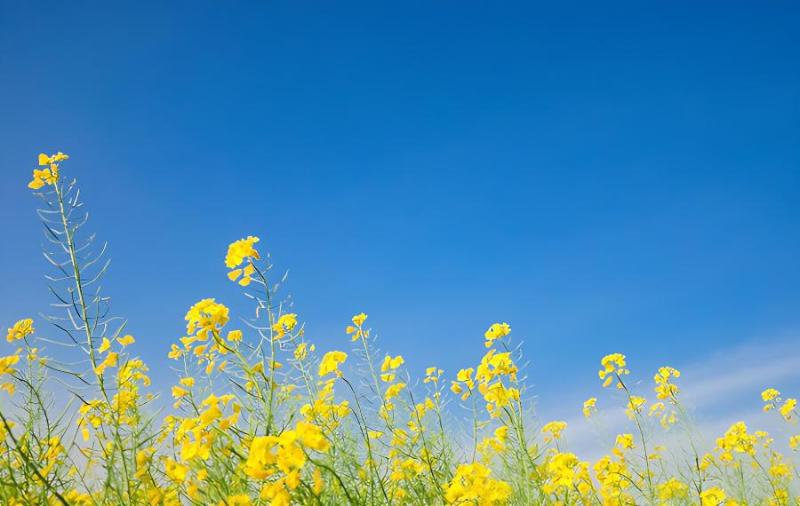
[1,1,799,427]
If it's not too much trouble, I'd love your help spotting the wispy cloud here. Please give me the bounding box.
[548,335,800,459]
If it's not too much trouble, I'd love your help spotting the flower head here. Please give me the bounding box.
[484,322,511,348]
[598,353,629,388]
[318,351,348,377]
[541,421,567,443]
[582,397,597,418]
[6,319,34,343]
[28,152,67,189]
[653,366,680,400]
[225,236,260,285]
[185,298,230,338]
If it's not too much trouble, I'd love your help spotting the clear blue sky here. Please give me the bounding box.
[1,2,799,415]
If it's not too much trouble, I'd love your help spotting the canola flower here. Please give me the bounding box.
[0,152,799,505]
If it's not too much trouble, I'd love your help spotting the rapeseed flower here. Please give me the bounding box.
[5,318,34,342]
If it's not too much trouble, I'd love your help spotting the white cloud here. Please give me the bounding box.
[549,336,800,460]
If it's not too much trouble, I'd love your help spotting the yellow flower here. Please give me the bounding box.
[318,351,348,377]
[625,396,647,419]
[118,334,135,346]
[1,382,15,396]
[381,354,405,372]
[582,397,597,418]
[658,478,688,500]
[541,452,589,496]
[272,313,298,337]
[185,298,230,338]
[172,385,189,400]
[6,319,34,342]
[653,366,680,400]
[98,337,112,353]
[762,387,782,412]
[225,236,260,269]
[541,421,567,443]
[168,344,184,359]
[295,421,330,452]
[385,382,406,401]
[38,151,69,165]
[220,494,251,506]
[598,353,628,388]
[615,433,634,450]
[228,264,257,286]
[483,322,511,348]
[94,351,118,376]
[700,487,726,506]
[716,421,756,460]
[313,467,324,494]
[28,152,67,189]
[0,353,21,376]
[443,462,511,505]
[352,313,368,326]
[164,458,188,483]
[779,398,797,421]
[424,366,443,384]
[294,342,314,361]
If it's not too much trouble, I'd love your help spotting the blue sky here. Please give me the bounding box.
[1,1,799,425]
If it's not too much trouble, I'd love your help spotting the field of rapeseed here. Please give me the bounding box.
[1,152,799,505]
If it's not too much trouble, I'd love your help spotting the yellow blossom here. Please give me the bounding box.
[164,458,188,483]
[658,478,688,501]
[598,353,628,388]
[443,462,511,505]
[583,397,597,418]
[221,494,251,506]
[185,298,229,338]
[98,337,112,353]
[273,313,298,337]
[483,322,511,348]
[615,433,634,450]
[779,398,797,421]
[541,421,567,443]
[318,351,347,377]
[381,354,405,372]
[0,353,20,376]
[28,152,67,189]
[225,236,260,269]
[625,395,646,419]
[653,366,680,400]
[6,319,34,342]
[94,351,118,376]
[385,382,406,401]
[700,487,726,506]
[118,334,135,346]
[762,388,780,402]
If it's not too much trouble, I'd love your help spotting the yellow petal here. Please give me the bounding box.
[227,269,242,281]
[98,337,111,353]
[38,153,50,166]
[118,335,135,347]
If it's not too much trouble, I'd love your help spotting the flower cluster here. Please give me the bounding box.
[226,236,261,286]
[3,152,800,505]
[27,152,68,189]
